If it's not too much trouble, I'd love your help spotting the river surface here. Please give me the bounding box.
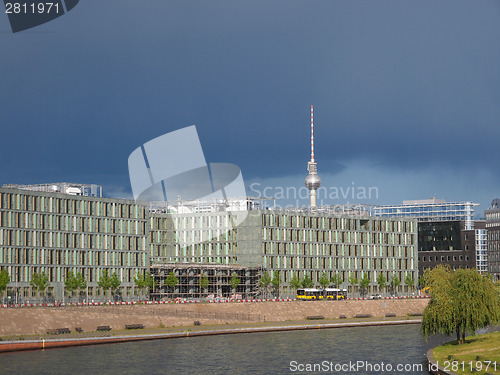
[0,324,455,374]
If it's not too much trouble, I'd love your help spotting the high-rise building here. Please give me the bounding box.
[484,198,500,281]
[374,198,483,275]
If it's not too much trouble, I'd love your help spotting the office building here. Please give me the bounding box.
[0,184,419,300]
[149,199,418,296]
[0,186,148,302]
[375,198,484,274]
[484,199,500,281]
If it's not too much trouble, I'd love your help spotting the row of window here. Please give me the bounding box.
[0,247,146,268]
[0,191,146,219]
[263,228,414,245]
[173,242,236,257]
[0,211,146,235]
[1,230,146,251]
[262,214,414,233]
[263,242,415,258]
[263,255,414,271]
[419,255,469,262]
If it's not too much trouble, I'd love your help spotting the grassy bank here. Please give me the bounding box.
[432,331,500,375]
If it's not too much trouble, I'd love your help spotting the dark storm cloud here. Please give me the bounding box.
[0,0,499,205]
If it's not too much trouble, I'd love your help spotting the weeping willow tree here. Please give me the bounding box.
[422,265,500,344]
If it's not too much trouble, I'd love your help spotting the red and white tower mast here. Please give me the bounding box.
[305,105,321,209]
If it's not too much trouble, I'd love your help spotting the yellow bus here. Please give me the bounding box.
[296,288,347,300]
[324,288,347,300]
[296,288,323,300]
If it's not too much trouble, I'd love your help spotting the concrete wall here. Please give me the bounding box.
[0,299,428,336]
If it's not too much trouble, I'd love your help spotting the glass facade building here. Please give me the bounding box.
[374,198,482,274]
[150,209,418,296]
[0,188,419,300]
[0,187,148,301]
[484,199,500,281]
[374,198,478,229]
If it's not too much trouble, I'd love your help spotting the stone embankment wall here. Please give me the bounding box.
[0,299,429,336]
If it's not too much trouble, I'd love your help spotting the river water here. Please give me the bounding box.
[0,324,453,374]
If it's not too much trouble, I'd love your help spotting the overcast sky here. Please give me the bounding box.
[1,1,499,216]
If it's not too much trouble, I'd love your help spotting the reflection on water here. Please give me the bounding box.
[0,325,455,374]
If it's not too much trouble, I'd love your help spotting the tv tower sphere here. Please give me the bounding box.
[305,172,321,190]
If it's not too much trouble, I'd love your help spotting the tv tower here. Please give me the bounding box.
[305,105,321,209]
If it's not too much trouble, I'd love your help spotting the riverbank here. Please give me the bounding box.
[0,318,423,354]
[0,298,429,337]
[427,331,500,375]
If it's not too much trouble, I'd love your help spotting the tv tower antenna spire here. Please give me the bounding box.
[305,105,321,210]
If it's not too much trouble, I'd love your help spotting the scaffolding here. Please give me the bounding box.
[150,263,261,300]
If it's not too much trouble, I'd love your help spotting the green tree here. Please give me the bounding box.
[271,271,281,298]
[97,270,112,298]
[422,265,500,344]
[30,272,49,300]
[418,275,426,289]
[359,274,370,298]
[405,274,415,294]
[145,273,157,299]
[377,273,387,296]
[496,280,500,302]
[289,274,301,297]
[301,275,314,288]
[259,272,271,298]
[330,273,343,288]
[133,271,146,298]
[390,275,401,296]
[199,272,209,296]
[165,271,178,298]
[0,269,11,304]
[230,272,241,296]
[109,272,121,298]
[318,272,330,290]
[348,276,358,296]
[134,272,156,300]
[64,271,79,300]
[111,272,122,294]
[74,272,87,301]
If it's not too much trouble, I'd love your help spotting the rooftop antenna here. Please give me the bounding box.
[305,105,321,210]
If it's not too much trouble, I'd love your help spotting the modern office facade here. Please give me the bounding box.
[374,198,478,229]
[0,186,148,301]
[1,186,418,300]
[374,198,483,274]
[484,199,500,281]
[149,200,418,296]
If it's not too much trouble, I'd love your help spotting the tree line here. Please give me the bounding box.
[0,268,158,302]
